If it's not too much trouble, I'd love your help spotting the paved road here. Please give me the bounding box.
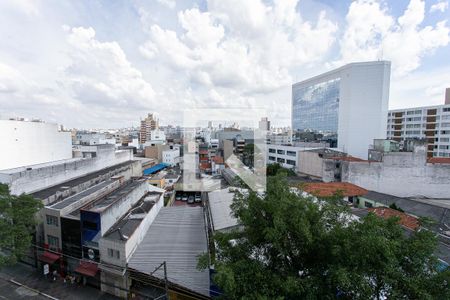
[0,263,119,300]
[0,278,49,300]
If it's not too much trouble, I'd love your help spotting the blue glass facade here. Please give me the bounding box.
[292,78,340,132]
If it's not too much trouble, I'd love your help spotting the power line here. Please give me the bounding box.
[29,243,220,298]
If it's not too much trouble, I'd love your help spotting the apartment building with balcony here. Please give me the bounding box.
[387,102,450,157]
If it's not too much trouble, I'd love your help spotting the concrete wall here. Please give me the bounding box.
[99,192,164,299]
[0,120,72,170]
[341,148,450,198]
[298,151,324,178]
[100,181,149,235]
[0,146,134,195]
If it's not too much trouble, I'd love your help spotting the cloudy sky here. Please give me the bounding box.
[0,0,449,129]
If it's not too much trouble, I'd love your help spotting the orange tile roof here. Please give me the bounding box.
[199,162,211,170]
[368,207,419,230]
[213,156,224,164]
[303,182,368,197]
[427,157,450,164]
[329,156,368,162]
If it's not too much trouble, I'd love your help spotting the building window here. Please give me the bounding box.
[277,149,285,155]
[286,159,296,166]
[108,248,120,259]
[277,158,285,163]
[443,107,450,112]
[268,156,275,161]
[47,235,59,249]
[364,201,373,208]
[46,215,59,227]
[286,151,296,156]
[268,148,276,153]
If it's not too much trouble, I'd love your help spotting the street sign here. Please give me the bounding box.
[43,264,49,275]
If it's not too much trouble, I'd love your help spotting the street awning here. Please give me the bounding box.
[75,261,98,277]
[38,251,60,264]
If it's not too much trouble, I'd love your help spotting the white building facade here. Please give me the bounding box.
[267,144,315,170]
[162,148,180,166]
[292,61,391,159]
[0,120,72,170]
[387,104,450,157]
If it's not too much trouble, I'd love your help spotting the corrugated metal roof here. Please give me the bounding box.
[208,188,240,231]
[128,206,209,296]
[143,163,169,175]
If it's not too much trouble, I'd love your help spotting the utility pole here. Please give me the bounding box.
[163,261,169,300]
[152,261,169,300]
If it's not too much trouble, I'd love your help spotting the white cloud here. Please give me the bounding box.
[430,1,448,13]
[339,0,450,76]
[64,26,156,109]
[139,0,337,94]
[157,0,176,10]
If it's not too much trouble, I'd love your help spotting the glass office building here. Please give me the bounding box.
[290,61,391,159]
[292,77,340,133]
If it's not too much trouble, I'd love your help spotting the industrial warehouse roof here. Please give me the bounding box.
[128,206,209,297]
[32,160,135,200]
[49,179,114,210]
[103,190,163,241]
[143,163,169,175]
[303,182,368,197]
[208,188,240,231]
[81,179,145,213]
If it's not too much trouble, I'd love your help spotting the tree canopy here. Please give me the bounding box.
[0,183,42,267]
[208,175,450,299]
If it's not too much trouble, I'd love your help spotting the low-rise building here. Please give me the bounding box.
[0,119,72,170]
[338,141,450,198]
[207,188,242,233]
[0,144,137,196]
[267,144,324,170]
[162,148,180,166]
[99,186,164,298]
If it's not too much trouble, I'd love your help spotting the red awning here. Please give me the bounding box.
[38,251,60,264]
[75,261,98,277]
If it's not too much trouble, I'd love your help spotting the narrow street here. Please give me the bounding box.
[0,263,119,300]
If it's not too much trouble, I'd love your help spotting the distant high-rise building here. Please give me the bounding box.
[139,113,159,143]
[292,61,391,159]
[387,89,450,158]
[258,117,270,131]
[445,87,450,105]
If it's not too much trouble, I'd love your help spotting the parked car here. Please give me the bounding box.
[187,195,195,204]
[195,193,201,203]
[182,194,188,201]
[175,194,182,201]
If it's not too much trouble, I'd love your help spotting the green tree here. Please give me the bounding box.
[389,202,404,212]
[266,163,296,177]
[0,184,42,267]
[206,175,450,299]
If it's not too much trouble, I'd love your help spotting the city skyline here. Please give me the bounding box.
[1,0,449,129]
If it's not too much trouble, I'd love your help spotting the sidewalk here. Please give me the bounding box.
[0,263,120,300]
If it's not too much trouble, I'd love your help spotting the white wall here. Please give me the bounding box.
[162,148,180,166]
[0,120,72,170]
[337,61,390,159]
[0,146,134,195]
[100,181,149,236]
[341,149,450,198]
